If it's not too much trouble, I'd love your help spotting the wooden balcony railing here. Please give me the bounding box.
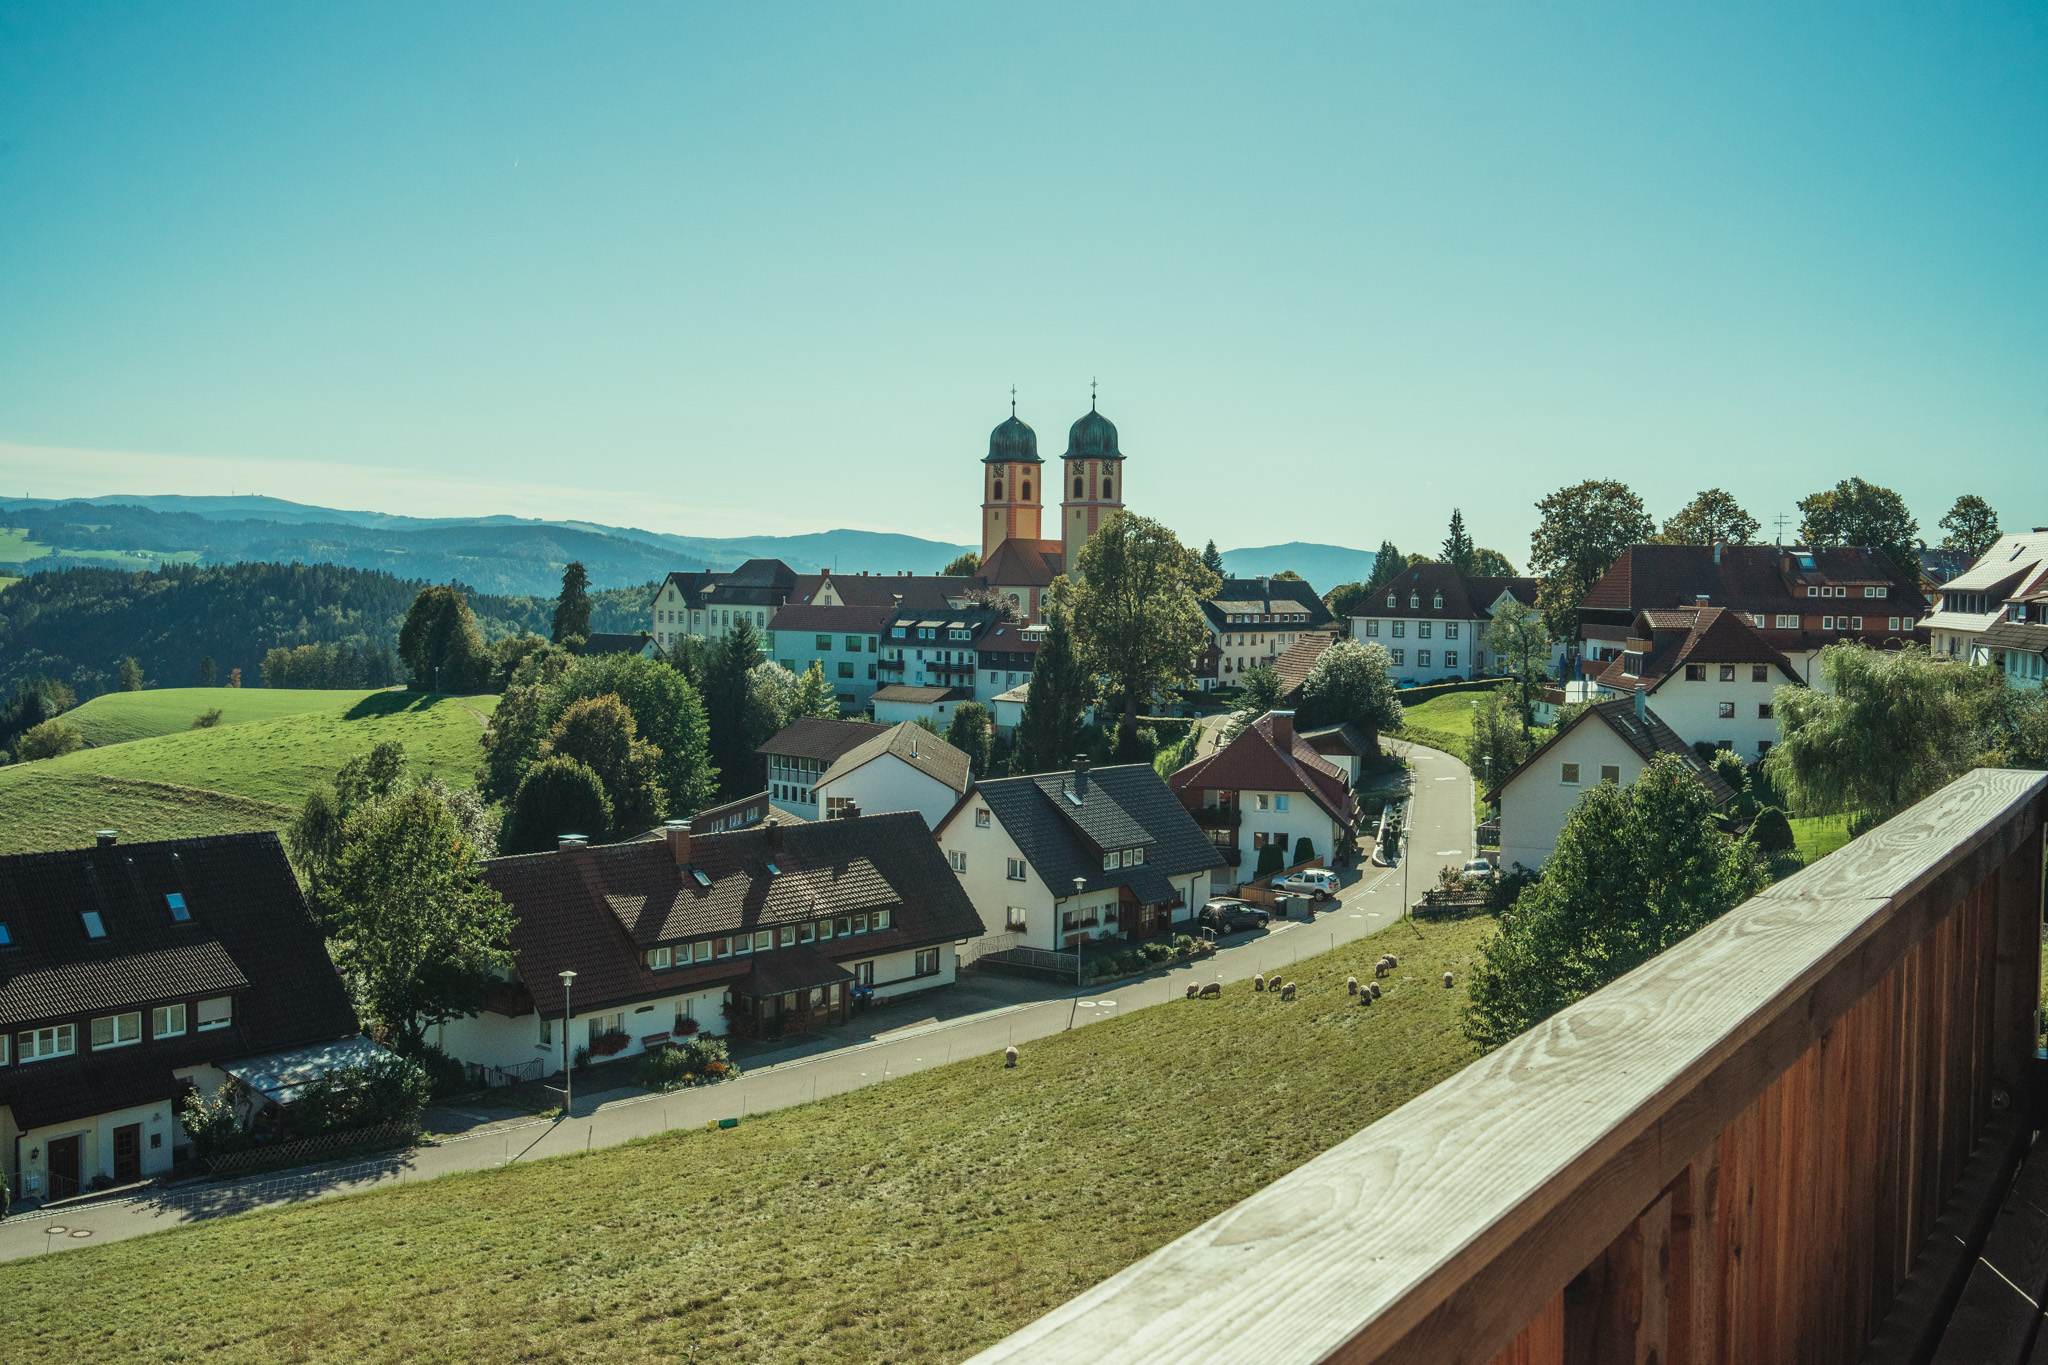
[971,768,2047,1365]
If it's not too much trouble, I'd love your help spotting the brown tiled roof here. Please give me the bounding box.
[1485,698,1736,806]
[1168,714,1358,828]
[734,946,854,997]
[873,685,973,704]
[1301,723,1369,757]
[480,812,983,1016]
[813,574,970,609]
[975,623,1043,657]
[978,539,1066,589]
[1353,563,1539,621]
[1588,607,1804,695]
[0,832,361,1130]
[1271,632,1337,702]
[1979,621,2048,656]
[756,717,889,763]
[819,723,973,797]
[1580,545,1928,617]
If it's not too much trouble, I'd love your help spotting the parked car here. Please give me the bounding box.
[1275,868,1341,900]
[1398,678,1418,689]
[1461,858,1496,880]
[1199,898,1269,933]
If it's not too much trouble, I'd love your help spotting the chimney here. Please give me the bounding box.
[836,802,861,821]
[1073,755,1089,799]
[1695,593,1709,606]
[764,816,781,849]
[662,819,692,865]
[95,829,118,848]
[1633,684,1647,722]
[558,834,589,853]
[1713,541,1724,564]
[1269,709,1295,746]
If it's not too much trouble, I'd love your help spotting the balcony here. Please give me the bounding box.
[1190,806,1241,830]
[971,768,2048,1365]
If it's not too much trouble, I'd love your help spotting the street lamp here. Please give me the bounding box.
[558,969,577,1118]
[1400,806,1412,922]
[1073,876,1087,989]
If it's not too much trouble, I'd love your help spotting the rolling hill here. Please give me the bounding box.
[1219,541,1378,588]
[63,686,397,747]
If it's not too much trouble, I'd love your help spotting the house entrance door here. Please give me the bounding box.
[112,1124,142,1183]
[47,1135,81,1200]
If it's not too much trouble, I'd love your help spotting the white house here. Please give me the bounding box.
[758,717,890,821]
[439,814,985,1068]
[871,684,975,730]
[1165,711,1358,890]
[1928,529,2048,663]
[1586,606,1804,759]
[934,761,1224,957]
[813,722,973,830]
[1486,692,1736,874]
[1348,562,1542,684]
[1196,578,1336,691]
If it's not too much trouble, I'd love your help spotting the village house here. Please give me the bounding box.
[1575,542,1928,688]
[1924,528,2048,664]
[786,721,972,831]
[1486,691,1735,873]
[437,813,984,1068]
[0,832,363,1204]
[650,561,967,656]
[870,684,975,730]
[763,603,892,711]
[580,631,658,658]
[1347,562,1541,685]
[758,717,888,821]
[934,760,1222,956]
[1197,578,1335,690]
[1166,710,1358,890]
[1585,606,1805,758]
[973,620,1042,706]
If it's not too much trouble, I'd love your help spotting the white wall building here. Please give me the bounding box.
[1586,606,1804,759]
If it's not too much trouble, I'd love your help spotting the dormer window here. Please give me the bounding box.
[166,892,190,922]
[81,911,106,939]
[197,996,233,1032]
[1386,593,1395,607]
[1409,593,1420,608]
[1432,593,1443,609]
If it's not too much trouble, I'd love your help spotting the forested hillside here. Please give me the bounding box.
[0,561,655,698]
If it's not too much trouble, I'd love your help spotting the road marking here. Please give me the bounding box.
[1435,849,1463,856]
[1435,776,1459,781]
[1349,914,1363,918]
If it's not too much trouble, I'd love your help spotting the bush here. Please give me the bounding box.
[1171,934,1196,955]
[1141,941,1174,963]
[677,1034,738,1081]
[1749,806,1796,854]
[286,1053,433,1139]
[178,1081,252,1160]
[15,718,84,762]
[192,708,223,729]
[640,1047,696,1092]
[398,1042,470,1099]
[1117,949,1147,975]
[1292,836,1315,866]
[1255,843,1286,879]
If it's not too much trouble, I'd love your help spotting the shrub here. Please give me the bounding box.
[1292,836,1315,865]
[1170,934,1196,955]
[286,1053,433,1139]
[1141,942,1174,963]
[15,718,84,762]
[1117,949,1147,975]
[1255,843,1286,879]
[640,1047,697,1092]
[178,1082,251,1160]
[398,1042,470,1099]
[1750,806,1796,854]
[191,708,223,729]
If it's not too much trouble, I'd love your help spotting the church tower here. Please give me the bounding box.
[1060,390,1124,571]
[981,399,1043,563]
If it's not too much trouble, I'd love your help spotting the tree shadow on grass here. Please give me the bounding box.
[342,691,456,722]
[144,1147,422,1225]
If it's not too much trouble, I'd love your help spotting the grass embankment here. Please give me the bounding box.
[1789,814,1852,866]
[66,686,400,747]
[1,913,1497,1365]
[1393,692,1476,763]
[0,691,496,854]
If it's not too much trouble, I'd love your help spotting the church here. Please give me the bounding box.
[975,394,1125,622]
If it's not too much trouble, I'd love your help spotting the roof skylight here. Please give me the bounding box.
[0,922,11,946]
[81,911,106,939]
[167,892,190,922]
[691,869,713,888]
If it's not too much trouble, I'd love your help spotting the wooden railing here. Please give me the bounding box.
[971,768,2047,1365]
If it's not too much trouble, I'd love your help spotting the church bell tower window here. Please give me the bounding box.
[1022,481,1030,500]
[993,482,1003,501]
[1102,478,1113,499]
[1074,476,1084,498]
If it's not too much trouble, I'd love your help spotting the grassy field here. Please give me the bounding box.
[0,526,49,563]
[0,526,201,570]
[65,687,397,747]
[0,691,496,854]
[1393,692,1477,762]
[0,912,1497,1365]
[1790,813,1853,865]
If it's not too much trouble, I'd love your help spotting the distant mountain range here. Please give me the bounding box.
[0,494,1375,598]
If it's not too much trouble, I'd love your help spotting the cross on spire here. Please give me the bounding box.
[1091,377,1097,411]
[1010,384,1017,417]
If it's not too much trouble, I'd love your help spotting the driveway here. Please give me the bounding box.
[0,739,1476,1261]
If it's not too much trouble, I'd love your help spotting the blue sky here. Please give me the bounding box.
[2,3,2043,559]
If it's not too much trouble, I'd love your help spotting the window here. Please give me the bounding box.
[1005,906,1027,931]
[1561,763,1581,785]
[975,807,990,828]
[166,892,190,922]
[1385,593,1396,607]
[799,921,815,944]
[1409,593,1420,608]
[1718,702,1736,719]
[150,1002,186,1038]
[1006,857,1027,881]
[1102,478,1113,499]
[1275,794,1290,812]
[693,940,712,963]
[1775,615,1798,629]
[1418,622,1432,639]
[1445,622,1459,639]
[197,996,233,1031]
[1364,620,1379,637]
[1719,665,1736,682]
[1075,476,1084,497]
[1390,648,1404,665]
[1889,617,1900,631]
[816,634,832,651]
[1255,794,1270,810]
[838,661,855,679]
[81,911,106,939]
[1851,616,1863,630]
[950,849,967,873]
[1821,616,1834,630]
[17,1024,75,1061]
[92,1011,142,1049]
[647,946,672,970]
[1807,587,1818,598]
[714,935,733,958]
[1752,665,1769,682]
[1444,651,1458,669]
[1103,851,1117,871]
[778,926,797,948]
[1131,846,1145,864]
[915,948,940,976]
[1685,664,1707,681]
[1759,702,1775,719]
[1391,622,1405,638]
[1903,618,1915,631]
[1417,650,1431,668]
[874,908,891,929]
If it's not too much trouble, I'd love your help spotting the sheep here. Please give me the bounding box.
[1443,972,1455,989]
[1347,975,1359,996]
[1369,981,1382,1000]
[1280,982,1297,1001]
[1387,954,1399,969]
[1200,981,1221,999]
[1186,983,1200,1000]
[1358,989,1372,1007]
[1254,972,1266,992]
[1004,1045,1018,1068]
[1374,960,1391,979]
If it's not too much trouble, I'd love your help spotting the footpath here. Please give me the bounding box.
[0,739,1475,1262]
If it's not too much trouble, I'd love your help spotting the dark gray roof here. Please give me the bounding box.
[963,764,1224,899]
[1980,621,2048,656]
[1486,698,1735,806]
[582,632,654,656]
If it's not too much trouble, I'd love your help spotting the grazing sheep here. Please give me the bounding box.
[1369,981,1382,1000]
[1443,972,1454,989]
[1359,990,1372,1007]
[1387,954,1399,969]
[1347,975,1359,996]
[1200,981,1221,999]
[1280,982,1297,1001]
[1374,960,1391,979]
[1004,1045,1018,1068]
[1186,983,1200,999]
[1254,972,1266,992]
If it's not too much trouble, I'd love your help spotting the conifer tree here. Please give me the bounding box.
[551,561,592,647]
[1014,604,1090,774]
[1441,510,1475,574]
[1201,539,1225,575]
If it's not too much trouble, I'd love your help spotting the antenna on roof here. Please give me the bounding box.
[1772,513,1792,546]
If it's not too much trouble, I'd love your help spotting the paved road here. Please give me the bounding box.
[0,738,1474,1262]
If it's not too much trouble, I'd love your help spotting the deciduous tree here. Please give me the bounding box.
[791,660,840,721]
[1797,478,1920,579]
[941,551,981,577]
[1484,601,1553,735]
[1223,664,1285,740]
[1939,494,2000,561]
[503,755,613,854]
[1529,480,1655,638]
[1322,581,1372,619]
[1468,548,1517,577]
[1468,686,1531,799]
[398,585,492,693]
[945,701,993,777]
[1295,640,1403,754]
[1656,489,1759,547]
[15,718,84,761]
[1068,512,1219,752]
[1465,753,1768,1046]
[539,694,666,836]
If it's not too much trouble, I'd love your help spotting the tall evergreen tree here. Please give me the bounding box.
[1014,605,1090,774]
[1201,539,1225,575]
[704,619,766,799]
[1441,510,1475,574]
[945,702,993,778]
[1365,540,1404,592]
[199,655,218,687]
[551,561,592,646]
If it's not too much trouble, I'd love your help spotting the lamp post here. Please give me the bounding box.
[1400,806,1412,922]
[558,969,577,1117]
[1073,876,1087,989]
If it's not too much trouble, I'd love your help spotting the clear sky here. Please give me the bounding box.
[2,3,2044,560]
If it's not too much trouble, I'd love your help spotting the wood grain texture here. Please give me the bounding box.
[966,769,2046,1365]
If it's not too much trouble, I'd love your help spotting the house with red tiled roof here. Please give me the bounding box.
[1575,543,1928,689]
[1345,563,1542,685]
[1587,606,1805,759]
[439,813,986,1064]
[1166,710,1358,889]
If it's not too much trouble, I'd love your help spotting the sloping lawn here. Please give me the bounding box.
[0,913,1497,1365]
[1790,814,1853,865]
[66,687,397,747]
[1394,692,1477,762]
[0,769,290,855]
